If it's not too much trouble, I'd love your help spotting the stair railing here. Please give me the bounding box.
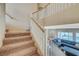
[30,4,50,55]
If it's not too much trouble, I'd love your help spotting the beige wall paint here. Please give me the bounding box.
[0,4,5,47]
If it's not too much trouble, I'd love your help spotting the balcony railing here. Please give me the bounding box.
[32,3,77,22]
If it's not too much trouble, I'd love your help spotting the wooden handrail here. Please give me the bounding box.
[31,17,45,32]
[6,13,14,19]
[6,13,16,20]
[31,4,49,32]
[32,3,50,14]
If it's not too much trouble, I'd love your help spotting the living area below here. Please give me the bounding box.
[45,23,79,56]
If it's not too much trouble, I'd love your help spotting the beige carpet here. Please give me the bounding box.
[0,31,39,56]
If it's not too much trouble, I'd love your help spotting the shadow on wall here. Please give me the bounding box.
[5,15,30,33]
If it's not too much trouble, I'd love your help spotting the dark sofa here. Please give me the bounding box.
[53,38,79,50]
[52,38,79,55]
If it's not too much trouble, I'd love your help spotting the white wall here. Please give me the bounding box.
[0,4,5,47]
[6,15,29,32]
[30,19,45,55]
[6,3,37,32]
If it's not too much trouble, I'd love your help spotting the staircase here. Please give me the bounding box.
[0,31,39,56]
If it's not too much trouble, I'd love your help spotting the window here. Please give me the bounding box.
[68,33,73,41]
[76,33,79,43]
[58,32,73,41]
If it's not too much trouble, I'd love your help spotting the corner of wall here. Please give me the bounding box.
[31,33,43,56]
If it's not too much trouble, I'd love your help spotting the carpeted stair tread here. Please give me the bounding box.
[4,36,32,45]
[7,47,36,56]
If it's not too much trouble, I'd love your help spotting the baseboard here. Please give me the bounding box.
[31,33,43,56]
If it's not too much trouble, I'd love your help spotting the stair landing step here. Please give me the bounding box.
[7,47,36,56]
[0,40,34,51]
[0,42,34,56]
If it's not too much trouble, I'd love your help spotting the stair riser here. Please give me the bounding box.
[4,37,32,45]
[5,33,30,38]
[0,42,34,56]
[8,48,36,56]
